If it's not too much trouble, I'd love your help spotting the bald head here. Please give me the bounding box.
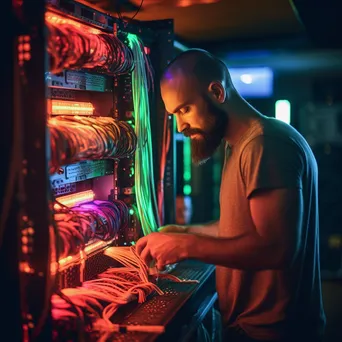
[161,49,233,92]
[160,49,231,165]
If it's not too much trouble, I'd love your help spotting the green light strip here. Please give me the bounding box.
[183,137,192,195]
[128,34,159,236]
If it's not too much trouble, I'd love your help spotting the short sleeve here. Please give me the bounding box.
[240,135,303,199]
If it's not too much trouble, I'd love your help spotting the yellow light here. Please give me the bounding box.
[48,100,94,116]
[58,255,73,265]
[54,190,95,209]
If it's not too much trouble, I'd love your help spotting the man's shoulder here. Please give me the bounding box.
[239,117,308,155]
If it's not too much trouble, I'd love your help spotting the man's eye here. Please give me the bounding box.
[182,106,190,114]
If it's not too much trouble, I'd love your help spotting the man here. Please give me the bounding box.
[136,49,326,342]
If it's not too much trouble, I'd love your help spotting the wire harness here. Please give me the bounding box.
[46,12,134,75]
[49,116,137,172]
[52,246,198,339]
[127,34,159,236]
[55,200,129,258]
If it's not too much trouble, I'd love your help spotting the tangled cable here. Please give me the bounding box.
[52,246,198,338]
[52,247,162,327]
[46,12,134,75]
[49,116,137,172]
[55,200,129,259]
[127,34,160,236]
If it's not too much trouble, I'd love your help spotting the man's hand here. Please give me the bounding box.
[135,232,192,270]
[158,225,188,234]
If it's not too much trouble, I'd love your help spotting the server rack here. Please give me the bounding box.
[1,1,216,341]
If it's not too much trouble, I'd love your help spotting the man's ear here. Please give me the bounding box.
[208,81,226,104]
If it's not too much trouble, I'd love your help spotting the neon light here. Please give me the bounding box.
[58,255,73,266]
[183,184,192,195]
[230,67,273,98]
[19,262,34,273]
[177,0,192,7]
[45,12,101,35]
[54,190,94,209]
[184,171,191,181]
[275,100,291,124]
[183,137,192,195]
[174,40,189,52]
[127,34,159,236]
[48,100,94,116]
[240,74,253,84]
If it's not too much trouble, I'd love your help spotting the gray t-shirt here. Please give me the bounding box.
[217,116,326,341]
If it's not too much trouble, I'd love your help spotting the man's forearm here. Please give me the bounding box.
[186,232,288,270]
[186,220,219,237]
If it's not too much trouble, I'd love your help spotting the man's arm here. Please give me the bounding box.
[186,188,303,270]
[159,220,219,237]
[137,136,306,270]
[186,220,219,237]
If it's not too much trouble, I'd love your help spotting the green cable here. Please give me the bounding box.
[127,34,159,236]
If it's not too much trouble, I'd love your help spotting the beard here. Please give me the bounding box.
[182,95,228,165]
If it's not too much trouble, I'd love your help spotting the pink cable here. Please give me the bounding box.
[52,246,197,332]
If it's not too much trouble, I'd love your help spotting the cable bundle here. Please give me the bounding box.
[49,116,137,172]
[55,200,129,259]
[52,246,199,339]
[45,12,134,75]
[127,34,160,236]
[52,247,163,326]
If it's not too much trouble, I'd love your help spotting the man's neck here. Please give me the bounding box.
[223,95,262,146]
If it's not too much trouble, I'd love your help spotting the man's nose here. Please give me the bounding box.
[175,115,188,133]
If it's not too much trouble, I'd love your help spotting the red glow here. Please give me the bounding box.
[177,0,220,6]
[45,12,101,34]
[46,11,133,75]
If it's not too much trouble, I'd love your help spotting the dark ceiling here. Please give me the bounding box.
[86,0,304,43]
[85,0,342,72]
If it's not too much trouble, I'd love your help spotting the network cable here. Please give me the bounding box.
[52,246,196,339]
[48,116,137,172]
[54,200,129,258]
[127,33,160,235]
[46,12,134,75]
